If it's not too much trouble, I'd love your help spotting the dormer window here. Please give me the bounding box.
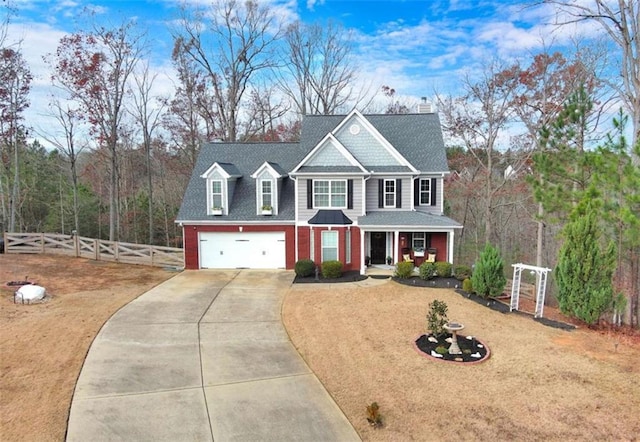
[260,179,273,208]
[211,180,223,209]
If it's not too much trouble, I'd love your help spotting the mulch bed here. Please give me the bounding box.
[414,333,490,364]
[293,270,368,284]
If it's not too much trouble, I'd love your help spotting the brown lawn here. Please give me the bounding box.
[0,254,175,442]
[283,281,640,441]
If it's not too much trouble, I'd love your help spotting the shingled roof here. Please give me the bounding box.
[177,142,306,222]
[299,113,449,173]
[177,113,449,222]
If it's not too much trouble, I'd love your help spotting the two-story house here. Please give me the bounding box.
[176,110,462,274]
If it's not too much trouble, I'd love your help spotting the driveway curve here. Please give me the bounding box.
[66,270,360,441]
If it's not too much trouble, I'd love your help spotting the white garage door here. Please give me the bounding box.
[199,232,286,269]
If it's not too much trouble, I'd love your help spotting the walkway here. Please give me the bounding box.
[66,270,360,441]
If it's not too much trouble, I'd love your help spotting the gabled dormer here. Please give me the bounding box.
[250,161,287,215]
[200,162,242,216]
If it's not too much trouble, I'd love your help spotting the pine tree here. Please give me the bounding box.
[471,243,507,299]
[555,198,617,325]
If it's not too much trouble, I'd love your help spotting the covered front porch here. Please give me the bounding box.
[357,211,462,275]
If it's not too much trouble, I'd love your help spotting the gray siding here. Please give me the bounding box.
[365,177,412,212]
[297,176,364,222]
[334,118,402,168]
[307,140,352,166]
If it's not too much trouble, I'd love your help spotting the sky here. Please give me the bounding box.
[3,0,607,146]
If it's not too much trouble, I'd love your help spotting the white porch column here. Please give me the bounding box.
[393,230,399,264]
[360,229,366,274]
[448,229,455,264]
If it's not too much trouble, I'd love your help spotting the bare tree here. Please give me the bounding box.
[47,21,144,241]
[543,0,640,149]
[37,99,88,236]
[0,46,32,232]
[242,84,289,141]
[130,61,164,244]
[437,61,519,246]
[278,20,360,116]
[173,0,281,141]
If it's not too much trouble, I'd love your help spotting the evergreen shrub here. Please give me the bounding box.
[321,260,343,278]
[419,261,436,280]
[294,259,315,277]
[454,265,472,280]
[471,244,507,299]
[435,261,452,277]
[394,261,415,279]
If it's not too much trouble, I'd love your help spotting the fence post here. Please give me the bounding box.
[40,233,45,253]
[74,234,79,257]
[150,245,154,266]
[94,239,99,261]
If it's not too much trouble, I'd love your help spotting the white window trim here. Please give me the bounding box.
[210,179,224,214]
[413,232,426,250]
[313,179,347,209]
[384,179,396,208]
[321,230,339,262]
[419,178,431,206]
[345,229,351,264]
[258,178,276,213]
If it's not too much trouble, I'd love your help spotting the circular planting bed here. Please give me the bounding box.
[414,333,490,364]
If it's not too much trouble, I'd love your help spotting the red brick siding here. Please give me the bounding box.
[298,226,361,272]
[183,224,295,270]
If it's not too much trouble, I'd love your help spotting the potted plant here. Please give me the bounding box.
[386,256,393,265]
[211,206,223,215]
[261,204,273,215]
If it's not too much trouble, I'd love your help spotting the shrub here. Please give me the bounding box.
[454,265,472,280]
[426,299,449,338]
[321,260,343,279]
[394,261,414,279]
[435,261,452,278]
[419,261,436,280]
[435,346,448,355]
[294,259,315,277]
[471,243,507,299]
[462,278,473,293]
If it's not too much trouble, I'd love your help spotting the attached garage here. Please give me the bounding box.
[199,231,286,269]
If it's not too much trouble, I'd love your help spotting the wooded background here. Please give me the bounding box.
[1,0,638,326]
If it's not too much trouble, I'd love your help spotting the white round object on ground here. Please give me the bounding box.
[15,284,46,302]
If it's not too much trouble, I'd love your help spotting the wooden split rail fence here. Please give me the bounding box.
[2,232,184,269]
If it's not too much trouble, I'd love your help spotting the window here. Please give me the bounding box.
[321,230,338,261]
[345,230,351,264]
[412,232,431,250]
[211,180,223,209]
[314,180,346,208]
[384,179,396,207]
[310,229,315,261]
[260,179,273,208]
[419,179,431,205]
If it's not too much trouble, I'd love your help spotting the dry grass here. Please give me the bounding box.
[282,281,640,441]
[0,254,175,442]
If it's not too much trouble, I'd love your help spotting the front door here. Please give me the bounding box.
[370,232,386,264]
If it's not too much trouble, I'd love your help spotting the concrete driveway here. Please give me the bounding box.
[66,270,360,441]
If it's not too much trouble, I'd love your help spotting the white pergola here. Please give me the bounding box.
[510,263,552,318]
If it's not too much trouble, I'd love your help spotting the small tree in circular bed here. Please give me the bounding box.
[471,243,506,299]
